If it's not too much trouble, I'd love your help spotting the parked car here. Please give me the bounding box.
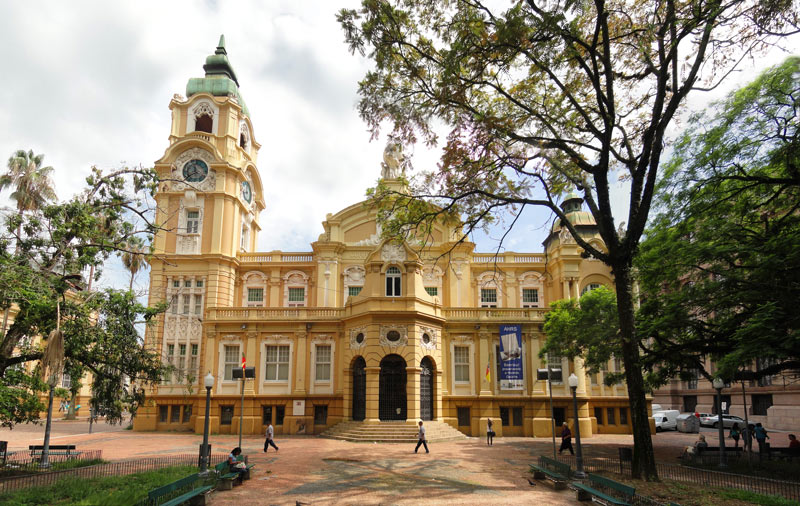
[698,413,746,429]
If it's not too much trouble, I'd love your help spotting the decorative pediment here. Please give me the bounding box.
[379,325,408,347]
[381,243,406,263]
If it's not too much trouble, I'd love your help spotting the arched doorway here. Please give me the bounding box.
[379,354,407,421]
[352,356,366,421]
[420,357,434,421]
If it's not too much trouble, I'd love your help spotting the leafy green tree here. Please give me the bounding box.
[635,57,800,386]
[0,149,57,218]
[0,165,167,427]
[339,0,798,479]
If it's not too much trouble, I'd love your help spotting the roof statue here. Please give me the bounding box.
[381,139,407,180]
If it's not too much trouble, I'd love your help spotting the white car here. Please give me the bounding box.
[699,413,746,429]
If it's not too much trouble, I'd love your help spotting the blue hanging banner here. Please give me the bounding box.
[499,324,523,390]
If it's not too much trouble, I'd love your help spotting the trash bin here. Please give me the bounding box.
[676,414,700,433]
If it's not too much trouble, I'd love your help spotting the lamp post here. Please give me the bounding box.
[712,377,727,468]
[568,373,586,478]
[200,372,214,473]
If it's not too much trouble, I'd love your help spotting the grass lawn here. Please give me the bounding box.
[0,465,199,505]
[0,459,106,479]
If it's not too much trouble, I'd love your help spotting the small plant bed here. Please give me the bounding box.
[0,464,198,505]
[0,458,106,478]
[588,470,796,506]
[683,458,800,482]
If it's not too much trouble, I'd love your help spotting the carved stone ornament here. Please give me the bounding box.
[344,266,366,284]
[418,326,439,350]
[379,325,408,347]
[177,235,200,255]
[381,140,407,179]
[381,243,406,263]
[354,221,382,246]
[246,331,259,340]
[192,101,215,119]
[171,148,217,192]
[454,334,473,343]
[314,334,333,342]
[349,326,367,350]
[221,334,240,342]
[422,266,442,286]
[263,334,288,342]
[559,227,576,244]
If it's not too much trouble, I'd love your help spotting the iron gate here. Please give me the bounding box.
[420,357,434,421]
[352,356,366,421]
[379,354,407,420]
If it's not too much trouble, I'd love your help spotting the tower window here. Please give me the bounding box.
[186,211,200,234]
[522,288,539,307]
[240,133,247,148]
[195,114,212,133]
[480,288,497,307]
[386,266,401,297]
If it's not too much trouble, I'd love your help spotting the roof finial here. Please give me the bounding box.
[216,34,227,55]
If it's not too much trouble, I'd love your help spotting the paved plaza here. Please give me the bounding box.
[0,420,792,505]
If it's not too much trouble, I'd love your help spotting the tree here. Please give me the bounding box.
[339,0,798,479]
[121,236,149,292]
[635,57,800,386]
[0,149,57,218]
[0,165,167,427]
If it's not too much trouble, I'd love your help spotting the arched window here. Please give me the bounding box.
[581,283,602,295]
[386,266,401,297]
[195,114,213,133]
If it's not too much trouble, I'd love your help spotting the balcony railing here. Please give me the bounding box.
[205,305,547,322]
[472,253,545,263]
[238,252,314,263]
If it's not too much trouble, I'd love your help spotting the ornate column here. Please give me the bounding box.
[293,331,307,395]
[478,331,492,396]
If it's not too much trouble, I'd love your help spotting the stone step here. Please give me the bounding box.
[320,420,467,443]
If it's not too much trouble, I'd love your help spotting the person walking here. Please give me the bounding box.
[487,418,495,446]
[754,423,769,456]
[558,422,574,455]
[414,420,429,454]
[264,423,279,452]
[729,425,741,449]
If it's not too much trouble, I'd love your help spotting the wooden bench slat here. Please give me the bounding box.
[573,483,631,505]
[160,485,212,506]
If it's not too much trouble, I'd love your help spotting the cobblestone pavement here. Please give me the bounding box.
[1,422,794,505]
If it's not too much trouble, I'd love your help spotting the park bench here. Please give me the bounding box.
[29,445,79,459]
[147,473,213,506]
[530,456,571,490]
[235,454,256,480]
[572,473,635,505]
[213,461,240,490]
[769,447,800,461]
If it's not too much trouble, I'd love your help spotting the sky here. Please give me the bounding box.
[1,1,798,294]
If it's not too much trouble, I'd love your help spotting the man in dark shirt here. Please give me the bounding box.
[559,422,574,455]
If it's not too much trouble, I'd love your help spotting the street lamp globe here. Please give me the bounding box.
[712,377,725,390]
[568,373,579,388]
[204,372,215,389]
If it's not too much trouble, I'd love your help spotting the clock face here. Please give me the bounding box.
[182,159,208,182]
[241,180,252,203]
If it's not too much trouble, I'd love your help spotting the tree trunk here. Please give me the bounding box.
[65,391,77,420]
[614,263,659,480]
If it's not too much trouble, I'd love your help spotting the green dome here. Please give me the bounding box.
[551,193,596,232]
[186,35,250,117]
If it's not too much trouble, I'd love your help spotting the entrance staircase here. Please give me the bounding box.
[320,420,467,443]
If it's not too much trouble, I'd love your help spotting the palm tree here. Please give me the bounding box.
[1,149,57,219]
[121,236,149,291]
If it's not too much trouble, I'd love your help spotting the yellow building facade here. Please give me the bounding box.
[133,38,636,438]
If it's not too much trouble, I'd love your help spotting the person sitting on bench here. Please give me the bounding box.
[227,447,248,479]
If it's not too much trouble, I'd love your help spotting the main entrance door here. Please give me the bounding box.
[420,357,434,421]
[379,354,407,421]
[352,356,366,421]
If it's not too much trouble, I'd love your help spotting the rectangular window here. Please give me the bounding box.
[314,405,328,425]
[262,405,273,425]
[425,287,438,297]
[182,294,191,314]
[170,294,178,314]
[500,407,510,426]
[166,344,175,383]
[177,344,186,381]
[265,345,290,381]
[186,210,199,234]
[607,407,616,425]
[173,280,180,288]
[454,346,470,383]
[190,344,198,379]
[159,405,168,423]
[594,407,603,425]
[61,373,71,389]
[184,280,192,288]
[590,372,598,385]
[687,369,699,390]
[288,287,305,306]
[194,294,203,315]
[547,353,563,384]
[480,288,497,307]
[756,357,776,386]
[224,345,240,381]
[195,280,203,288]
[512,407,523,426]
[348,286,362,297]
[620,407,628,425]
[170,405,181,423]
[247,288,264,307]
[276,405,285,425]
[220,405,234,425]
[315,345,331,382]
[553,407,566,427]
[457,407,470,427]
[751,394,773,416]
[182,405,192,423]
[522,288,539,307]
